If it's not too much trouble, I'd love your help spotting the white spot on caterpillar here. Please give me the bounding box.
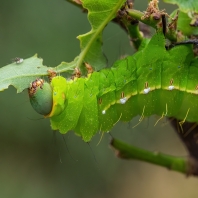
[144,82,150,94]
[102,110,106,114]
[143,87,150,94]
[120,97,127,104]
[168,85,174,90]
[168,79,174,90]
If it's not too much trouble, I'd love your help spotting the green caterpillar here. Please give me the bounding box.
[29,33,198,142]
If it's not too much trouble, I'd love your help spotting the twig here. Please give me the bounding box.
[110,138,198,176]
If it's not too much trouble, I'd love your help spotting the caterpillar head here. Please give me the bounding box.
[28,78,53,115]
[28,76,67,117]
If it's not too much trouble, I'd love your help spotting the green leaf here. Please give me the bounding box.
[0,0,125,93]
[0,54,79,93]
[77,0,126,70]
[169,10,198,36]
[163,0,198,13]
[0,54,51,93]
[177,11,198,36]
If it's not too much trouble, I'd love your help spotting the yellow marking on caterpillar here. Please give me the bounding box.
[113,113,122,126]
[97,115,116,145]
[132,106,145,128]
[139,106,145,122]
[154,103,168,126]
[179,108,190,133]
[97,131,105,146]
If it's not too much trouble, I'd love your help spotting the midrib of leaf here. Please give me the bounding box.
[76,0,125,68]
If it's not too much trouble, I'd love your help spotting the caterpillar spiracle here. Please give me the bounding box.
[28,33,198,142]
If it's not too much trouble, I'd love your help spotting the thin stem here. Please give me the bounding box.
[167,40,198,49]
[127,9,158,28]
[127,21,143,49]
[127,9,177,42]
[110,138,192,175]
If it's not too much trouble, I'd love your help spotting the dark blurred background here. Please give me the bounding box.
[0,0,197,198]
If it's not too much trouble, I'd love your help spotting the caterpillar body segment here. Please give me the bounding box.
[29,33,198,142]
[45,76,67,117]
